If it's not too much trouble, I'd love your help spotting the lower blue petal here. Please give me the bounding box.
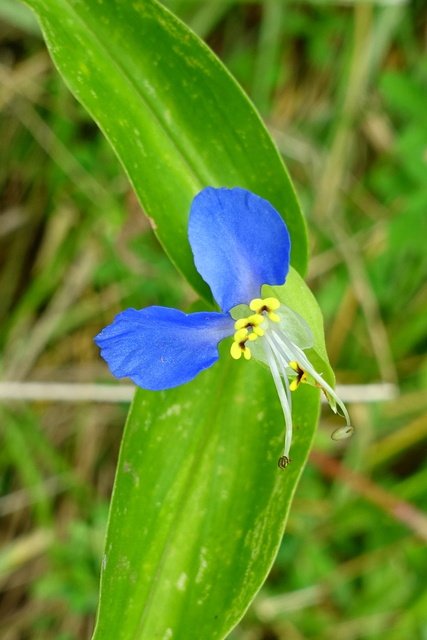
[94,306,235,391]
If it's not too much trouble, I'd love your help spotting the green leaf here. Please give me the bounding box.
[264,267,335,389]
[20,2,322,636]
[93,346,319,640]
[22,0,308,305]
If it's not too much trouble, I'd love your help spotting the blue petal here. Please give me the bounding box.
[188,187,291,312]
[94,306,235,391]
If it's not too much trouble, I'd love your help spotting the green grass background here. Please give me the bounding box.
[1,1,426,639]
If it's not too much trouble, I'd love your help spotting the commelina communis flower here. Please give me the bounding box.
[95,187,353,467]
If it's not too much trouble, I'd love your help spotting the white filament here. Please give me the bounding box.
[248,304,354,464]
[271,327,352,428]
[262,332,293,458]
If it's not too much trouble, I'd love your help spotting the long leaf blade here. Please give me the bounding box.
[94,350,319,640]
[23,0,308,303]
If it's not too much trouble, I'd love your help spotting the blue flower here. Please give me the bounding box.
[95,187,353,467]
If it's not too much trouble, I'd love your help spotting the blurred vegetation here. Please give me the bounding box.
[1,0,426,639]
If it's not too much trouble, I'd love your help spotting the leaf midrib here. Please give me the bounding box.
[132,359,234,639]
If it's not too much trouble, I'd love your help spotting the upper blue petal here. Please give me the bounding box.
[188,187,291,312]
[94,306,235,391]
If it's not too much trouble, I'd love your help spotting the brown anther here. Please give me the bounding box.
[294,363,306,383]
[278,456,292,470]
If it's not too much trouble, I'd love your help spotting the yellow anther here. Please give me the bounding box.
[234,318,249,330]
[230,341,252,360]
[247,314,264,326]
[249,297,281,321]
[231,300,282,363]
[289,379,300,392]
[233,328,248,342]
[230,342,242,359]
[263,297,280,311]
[234,314,264,331]
[289,361,307,391]
[245,314,265,335]
[249,298,264,313]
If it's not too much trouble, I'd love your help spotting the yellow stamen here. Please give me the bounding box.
[249,297,281,321]
[230,341,252,360]
[234,314,264,330]
[289,361,308,391]
[247,314,265,325]
[249,298,264,313]
[230,342,243,359]
[263,297,280,310]
[234,328,249,342]
[234,318,249,330]
[289,379,299,392]
[231,299,281,363]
